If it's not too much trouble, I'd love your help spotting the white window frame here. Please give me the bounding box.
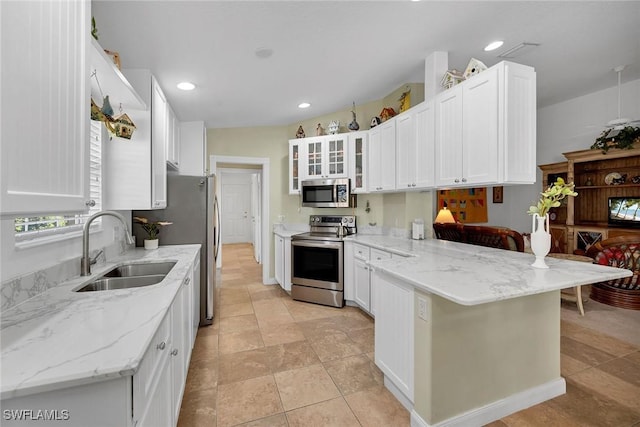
[14,120,104,247]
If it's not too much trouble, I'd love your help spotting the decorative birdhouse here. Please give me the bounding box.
[328,120,340,135]
[113,113,136,140]
[440,69,465,90]
[463,58,487,79]
[379,107,396,122]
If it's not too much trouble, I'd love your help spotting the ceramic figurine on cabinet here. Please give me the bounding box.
[348,102,360,131]
[328,120,340,134]
[398,87,411,112]
[370,116,381,128]
[463,58,487,79]
[379,107,396,122]
[316,123,324,136]
[296,125,305,138]
[441,69,465,89]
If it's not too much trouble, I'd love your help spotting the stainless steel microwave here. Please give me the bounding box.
[301,178,352,208]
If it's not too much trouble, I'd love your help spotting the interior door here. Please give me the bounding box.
[251,173,261,263]
[221,173,252,244]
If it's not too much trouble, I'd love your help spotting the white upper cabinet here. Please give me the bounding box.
[348,131,368,194]
[303,135,349,180]
[166,103,181,170]
[396,100,435,190]
[1,1,90,215]
[289,139,304,194]
[105,70,168,210]
[179,121,207,176]
[368,119,396,192]
[435,61,536,187]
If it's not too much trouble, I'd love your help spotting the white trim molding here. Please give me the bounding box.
[410,378,566,427]
[210,155,270,285]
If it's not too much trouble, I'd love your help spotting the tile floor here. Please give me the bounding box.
[178,243,640,427]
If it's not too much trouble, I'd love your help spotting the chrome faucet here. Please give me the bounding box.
[81,211,135,276]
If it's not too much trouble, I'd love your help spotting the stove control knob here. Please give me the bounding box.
[348,218,354,223]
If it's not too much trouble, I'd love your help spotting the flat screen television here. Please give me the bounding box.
[608,197,640,228]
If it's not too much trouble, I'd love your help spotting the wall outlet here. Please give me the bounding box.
[418,296,428,321]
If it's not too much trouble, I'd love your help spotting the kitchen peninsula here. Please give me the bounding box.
[344,235,631,427]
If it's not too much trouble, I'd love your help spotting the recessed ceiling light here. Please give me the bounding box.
[498,42,540,58]
[484,41,504,52]
[298,102,311,109]
[177,82,195,91]
[255,47,274,59]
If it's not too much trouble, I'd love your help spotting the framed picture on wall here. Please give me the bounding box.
[492,186,504,203]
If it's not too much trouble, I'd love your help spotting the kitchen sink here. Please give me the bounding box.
[74,261,177,292]
[102,261,176,278]
[75,275,167,292]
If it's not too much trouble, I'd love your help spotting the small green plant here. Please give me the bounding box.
[91,16,98,40]
[528,177,577,217]
[134,216,172,240]
[591,126,640,153]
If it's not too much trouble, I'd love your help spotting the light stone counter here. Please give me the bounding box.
[346,235,631,305]
[0,245,200,400]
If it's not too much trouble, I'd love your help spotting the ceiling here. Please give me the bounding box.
[92,1,640,129]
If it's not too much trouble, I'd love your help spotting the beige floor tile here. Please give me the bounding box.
[345,385,410,426]
[561,353,592,377]
[545,379,640,426]
[345,327,375,354]
[296,317,344,339]
[216,375,283,427]
[564,326,638,357]
[260,322,305,347]
[324,354,383,395]
[256,311,296,328]
[570,368,640,413]
[220,292,252,305]
[177,387,217,427]
[500,401,582,427]
[219,329,265,354]
[219,301,254,318]
[266,340,321,373]
[251,288,286,302]
[308,331,363,362]
[184,358,218,394]
[596,356,640,387]
[219,313,259,333]
[237,413,289,427]
[253,298,290,316]
[286,397,361,427]
[218,347,271,385]
[560,336,617,367]
[274,364,341,411]
[625,350,640,365]
[190,332,218,363]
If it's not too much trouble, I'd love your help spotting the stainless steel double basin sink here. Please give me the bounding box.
[75,261,177,292]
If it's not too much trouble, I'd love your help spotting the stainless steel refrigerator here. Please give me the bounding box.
[133,173,219,326]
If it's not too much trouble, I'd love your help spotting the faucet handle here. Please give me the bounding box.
[90,250,104,265]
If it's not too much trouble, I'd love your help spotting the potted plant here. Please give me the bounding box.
[527,177,577,268]
[133,216,172,250]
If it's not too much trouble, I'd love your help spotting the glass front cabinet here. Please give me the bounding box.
[349,131,368,193]
[289,140,304,194]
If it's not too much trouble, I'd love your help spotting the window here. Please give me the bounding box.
[14,121,104,242]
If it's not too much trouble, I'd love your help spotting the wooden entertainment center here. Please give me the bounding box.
[539,146,640,254]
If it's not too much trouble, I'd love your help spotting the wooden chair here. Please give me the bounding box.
[432,223,466,243]
[585,236,640,310]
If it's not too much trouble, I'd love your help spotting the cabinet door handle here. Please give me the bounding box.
[412,183,416,187]
[454,179,460,183]
[157,341,166,350]
[183,277,191,286]
[461,178,467,183]
[171,348,178,356]
[85,199,96,207]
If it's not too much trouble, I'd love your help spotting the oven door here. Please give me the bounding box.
[291,239,343,291]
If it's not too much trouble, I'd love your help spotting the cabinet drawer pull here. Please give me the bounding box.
[183,277,191,286]
[157,341,166,350]
[171,348,178,356]
[454,179,460,183]
[412,183,416,187]
[461,178,467,182]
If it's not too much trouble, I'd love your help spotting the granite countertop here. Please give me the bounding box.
[1,245,200,400]
[345,235,631,306]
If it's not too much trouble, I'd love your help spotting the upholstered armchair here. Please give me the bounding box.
[432,223,524,252]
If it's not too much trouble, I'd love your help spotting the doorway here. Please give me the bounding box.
[211,156,270,285]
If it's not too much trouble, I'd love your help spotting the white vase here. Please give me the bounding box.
[144,239,159,250]
[530,213,551,268]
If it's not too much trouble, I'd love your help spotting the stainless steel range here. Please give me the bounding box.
[291,215,357,308]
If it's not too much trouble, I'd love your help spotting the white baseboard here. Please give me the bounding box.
[264,277,278,285]
[410,377,566,427]
[384,376,413,412]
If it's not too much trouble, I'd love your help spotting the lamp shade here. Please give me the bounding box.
[434,207,456,224]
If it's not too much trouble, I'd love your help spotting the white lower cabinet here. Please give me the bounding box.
[372,270,414,405]
[274,233,292,292]
[347,243,393,316]
[2,261,196,427]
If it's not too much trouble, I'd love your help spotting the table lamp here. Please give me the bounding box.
[434,207,456,224]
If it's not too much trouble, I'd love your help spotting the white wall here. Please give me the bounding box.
[486,78,640,234]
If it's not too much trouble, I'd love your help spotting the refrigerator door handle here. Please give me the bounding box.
[214,195,221,261]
